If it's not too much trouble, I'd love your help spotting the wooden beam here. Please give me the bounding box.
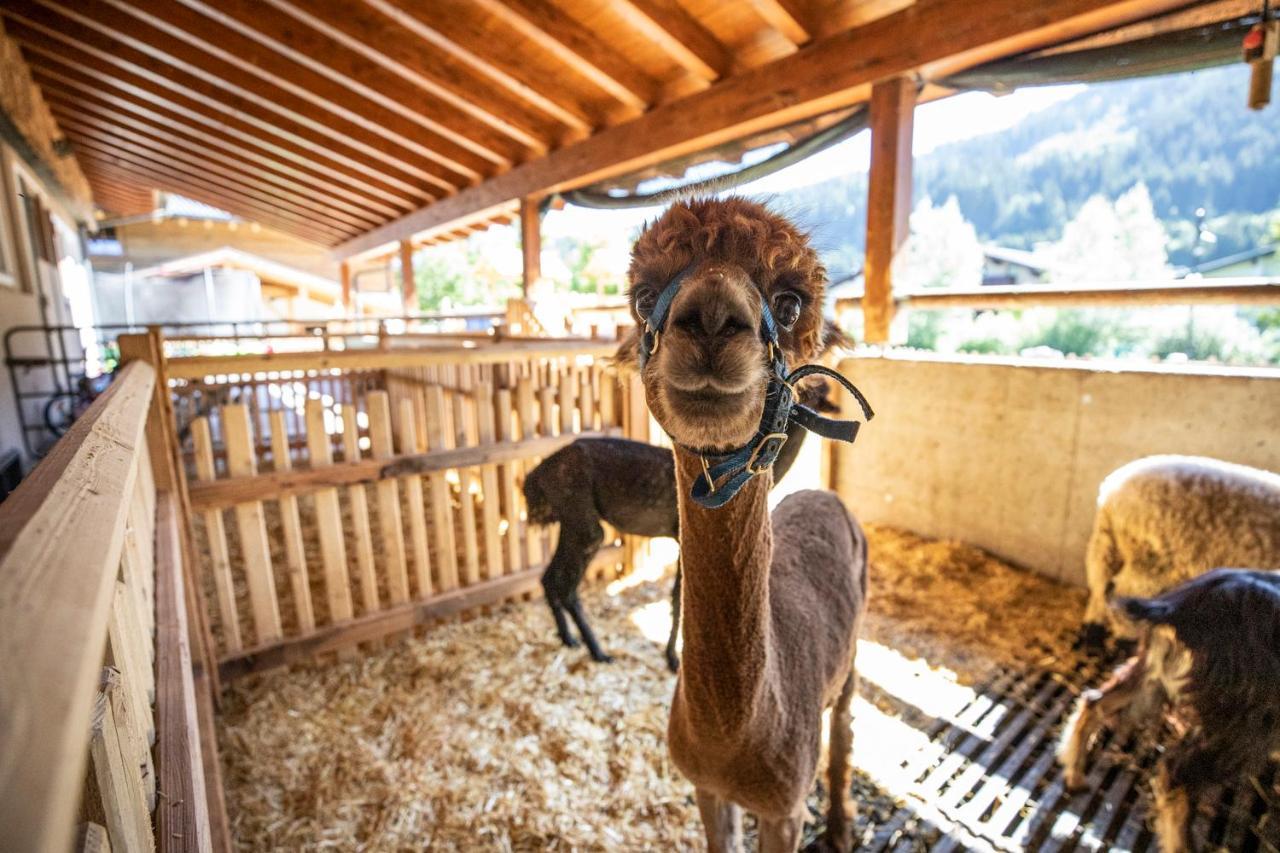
[66,130,365,238]
[863,76,914,344]
[365,0,598,133]
[269,0,565,152]
[399,240,416,314]
[30,64,416,215]
[334,0,1183,259]
[49,0,498,181]
[614,0,734,81]
[0,361,154,853]
[748,0,815,44]
[340,261,352,312]
[218,546,623,680]
[187,430,618,511]
[3,0,465,192]
[520,196,542,296]
[154,493,215,853]
[52,107,385,230]
[472,0,658,111]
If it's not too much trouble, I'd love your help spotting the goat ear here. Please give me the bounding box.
[610,325,642,372]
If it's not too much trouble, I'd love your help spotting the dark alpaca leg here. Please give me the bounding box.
[666,565,682,673]
[544,513,611,662]
[822,667,858,852]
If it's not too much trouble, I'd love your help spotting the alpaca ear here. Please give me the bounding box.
[819,319,854,356]
[610,324,642,372]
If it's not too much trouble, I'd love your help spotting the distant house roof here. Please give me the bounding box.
[1189,242,1279,275]
[133,247,339,303]
[983,245,1048,273]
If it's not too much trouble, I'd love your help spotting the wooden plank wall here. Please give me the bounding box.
[182,349,643,678]
[0,360,215,853]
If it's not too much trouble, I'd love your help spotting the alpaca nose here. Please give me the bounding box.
[670,271,755,342]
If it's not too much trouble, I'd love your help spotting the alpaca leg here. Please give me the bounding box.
[566,599,613,663]
[1152,759,1191,853]
[541,558,579,649]
[694,788,743,853]
[1080,516,1119,649]
[823,669,858,853]
[1059,656,1152,790]
[560,520,610,662]
[665,564,682,673]
[758,807,805,853]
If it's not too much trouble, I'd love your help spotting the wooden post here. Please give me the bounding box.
[863,76,915,345]
[340,260,352,314]
[399,240,416,315]
[520,196,541,297]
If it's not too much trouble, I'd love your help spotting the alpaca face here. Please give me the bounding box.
[622,197,827,451]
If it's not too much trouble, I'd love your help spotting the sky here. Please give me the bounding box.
[541,84,1088,252]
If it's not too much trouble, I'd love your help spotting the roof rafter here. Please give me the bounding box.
[472,0,658,112]
[30,64,415,215]
[267,0,565,151]
[4,8,455,198]
[335,0,1187,259]
[612,0,735,82]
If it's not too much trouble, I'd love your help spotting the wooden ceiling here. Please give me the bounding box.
[4,0,1190,255]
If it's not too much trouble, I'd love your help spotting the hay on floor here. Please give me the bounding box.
[217,524,1086,850]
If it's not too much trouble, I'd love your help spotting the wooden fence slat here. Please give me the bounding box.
[452,393,481,586]
[303,400,354,624]
[474,384,504,581]
[90,671,154,853]
[579,370,595,431]
[268,411,315,634]
[0,360,154,853]
[398,400,433,599]
[341,412,380,615]
[191,419,242,653]
[221,405,283,644]
[539,386,557,437]
[368,391,411,606]
[423,386,459,592]
[599,370,616,429]
[493,389,522,573]
[515,378,543,567]
[78,823,111,853]
[559,365,577,434]
[106,586,156,809]
[155,493,215,853]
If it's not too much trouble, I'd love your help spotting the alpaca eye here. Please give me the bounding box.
[772,292,802,330]
[633,286,657,319]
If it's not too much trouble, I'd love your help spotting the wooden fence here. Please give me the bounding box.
[0,360,218,852]
[160,338,649,681]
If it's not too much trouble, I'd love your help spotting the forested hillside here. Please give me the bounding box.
[782,64,1280,272]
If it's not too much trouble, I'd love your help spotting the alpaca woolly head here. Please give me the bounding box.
[618,197,828,452]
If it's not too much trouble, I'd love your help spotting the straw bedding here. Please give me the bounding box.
[217,523,1085,850]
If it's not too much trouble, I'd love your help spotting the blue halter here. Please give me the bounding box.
[638,266,874,509]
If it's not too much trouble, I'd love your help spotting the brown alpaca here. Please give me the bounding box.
[617,197,869,852]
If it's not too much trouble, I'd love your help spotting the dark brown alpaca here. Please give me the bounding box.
[617,197,869,852]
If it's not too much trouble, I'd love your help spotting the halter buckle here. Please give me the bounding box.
[746,432,789,474]
[644,323,661,357]
[700,454,716,493]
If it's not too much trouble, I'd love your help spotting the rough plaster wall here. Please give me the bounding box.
[833,355,1280,586]
[0,20,93,219]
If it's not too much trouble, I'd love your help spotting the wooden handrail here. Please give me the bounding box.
[186,429,620,510]
[834,277,1280,312]
[0,360,156,853]
[165,338,621,380]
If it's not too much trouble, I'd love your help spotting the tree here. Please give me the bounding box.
[893,196,984,291]
[1047,183,1170,281]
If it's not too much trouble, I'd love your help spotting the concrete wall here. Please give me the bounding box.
[832,354,1280,586]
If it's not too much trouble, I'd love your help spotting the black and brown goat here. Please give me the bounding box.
[1059,568,1280,852]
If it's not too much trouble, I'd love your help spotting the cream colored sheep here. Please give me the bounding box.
[1082,455,1280,644]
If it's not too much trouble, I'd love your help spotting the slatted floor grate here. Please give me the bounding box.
[842,653,1280,852]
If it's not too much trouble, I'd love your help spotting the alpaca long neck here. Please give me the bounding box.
[672,447,774,732]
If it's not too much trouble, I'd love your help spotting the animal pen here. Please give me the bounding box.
[1,0,1279,851]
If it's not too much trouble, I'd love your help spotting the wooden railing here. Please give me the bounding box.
[161,337,649,681]
[0,361,216,852]
[835,276,1280,317]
